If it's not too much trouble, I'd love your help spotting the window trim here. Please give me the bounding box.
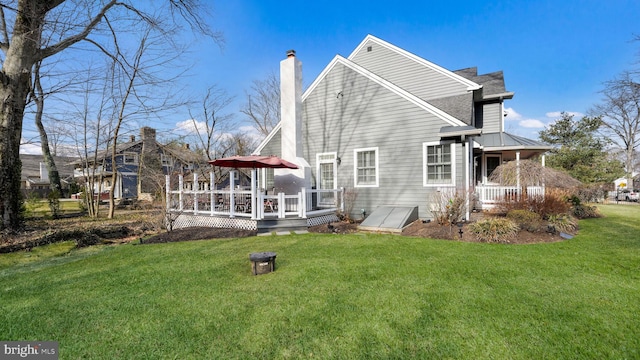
[423,142,456,187]
[161,154,173,167]
[122,152,138,165]
[483,154,502,185]
[316,152,338,190]
[353,147,379,188]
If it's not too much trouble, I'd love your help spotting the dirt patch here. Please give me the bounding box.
[142,227,256,244]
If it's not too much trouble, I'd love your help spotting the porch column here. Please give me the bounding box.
[516,151,521,199]
[465,140,470,220]
[251,169,257,220]
[165,175,170,213]
[210,171,215,216]
[541,155,546,189]
[193,173,199,214]
[229,170,236,218]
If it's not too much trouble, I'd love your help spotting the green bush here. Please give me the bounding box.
[47,190,61,218]
[572,204,601,219]
[547,214,578,234]
[506,209,542,232]
[469,218,519,243]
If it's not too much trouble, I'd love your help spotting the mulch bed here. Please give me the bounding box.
[142,227,256,244]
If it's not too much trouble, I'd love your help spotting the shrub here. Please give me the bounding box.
[429,189,467,226]
[495,188,572,219]
[47,190,61,219]
[575,184,607,203]
[506,209,542,232]
[572,204,601,219]
[547,214,578,234]
[529,188,572,218]
[469,218,519,243]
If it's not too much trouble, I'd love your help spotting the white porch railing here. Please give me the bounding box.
[476,185,545,209]
[166,173,344,220]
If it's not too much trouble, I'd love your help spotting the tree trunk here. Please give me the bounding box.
[0,2,48,230]
[33,62,63,195]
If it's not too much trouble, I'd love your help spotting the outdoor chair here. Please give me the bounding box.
[264,188,277,213]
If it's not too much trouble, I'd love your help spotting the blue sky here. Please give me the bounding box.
[201,0,639,138]
[19,0,640,153]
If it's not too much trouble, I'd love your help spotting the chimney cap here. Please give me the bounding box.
[286,49,296,58]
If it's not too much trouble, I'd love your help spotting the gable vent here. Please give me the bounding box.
[367,46,372,52]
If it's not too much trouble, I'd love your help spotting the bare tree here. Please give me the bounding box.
[188,85,235,161]
[218,132,258,158]
[240,71,280,136]
[593,71,640,184]
[0,0,220,231]
[30,59,63,194]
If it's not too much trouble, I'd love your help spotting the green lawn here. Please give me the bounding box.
[1,205,639,359]
[24,199,83,217]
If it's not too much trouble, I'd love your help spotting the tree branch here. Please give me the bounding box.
[0,6,9,52]
[37,0,118,61]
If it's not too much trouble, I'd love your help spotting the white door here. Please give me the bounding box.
[317,153,337,206]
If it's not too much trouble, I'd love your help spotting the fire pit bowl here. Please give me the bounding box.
[249,252,277,275]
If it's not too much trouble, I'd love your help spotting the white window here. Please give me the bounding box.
[122,152,138,165]
[423,142,455,186]
[354,147,378,187]
[161,154,173,167]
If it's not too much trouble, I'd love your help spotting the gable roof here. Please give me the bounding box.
[303,55,468,127]
[348,35,482,92]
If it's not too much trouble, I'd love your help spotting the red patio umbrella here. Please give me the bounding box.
[209,155,298,169]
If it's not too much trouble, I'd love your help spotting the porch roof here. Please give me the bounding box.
[474,132,552,151]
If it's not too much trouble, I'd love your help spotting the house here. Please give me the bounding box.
[73,127,204,200]
[20,154,77,197]
[254,35,551,220]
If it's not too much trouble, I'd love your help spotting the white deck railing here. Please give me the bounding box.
[166,173,344,220]
[476,185,545,209]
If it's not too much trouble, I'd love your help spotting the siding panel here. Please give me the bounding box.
[482,103,502,133]
[303,62,467,219]
[351,40,470,102]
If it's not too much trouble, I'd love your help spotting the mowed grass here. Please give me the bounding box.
[1,205,639,359]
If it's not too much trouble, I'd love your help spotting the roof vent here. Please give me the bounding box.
[286,49,296,58]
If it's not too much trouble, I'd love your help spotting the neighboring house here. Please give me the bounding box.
[255,35,551,220]
[20,154,77,197]
[73,127,204,200]
[613,172,638,189]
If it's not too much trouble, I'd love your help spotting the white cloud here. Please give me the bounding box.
[20,143,42,155]
[519,119,546,128]
[504,107,522,121]
[175,119,207,134]
[545,111,584,119]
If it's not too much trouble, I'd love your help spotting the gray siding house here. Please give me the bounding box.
[255,35,550,220]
